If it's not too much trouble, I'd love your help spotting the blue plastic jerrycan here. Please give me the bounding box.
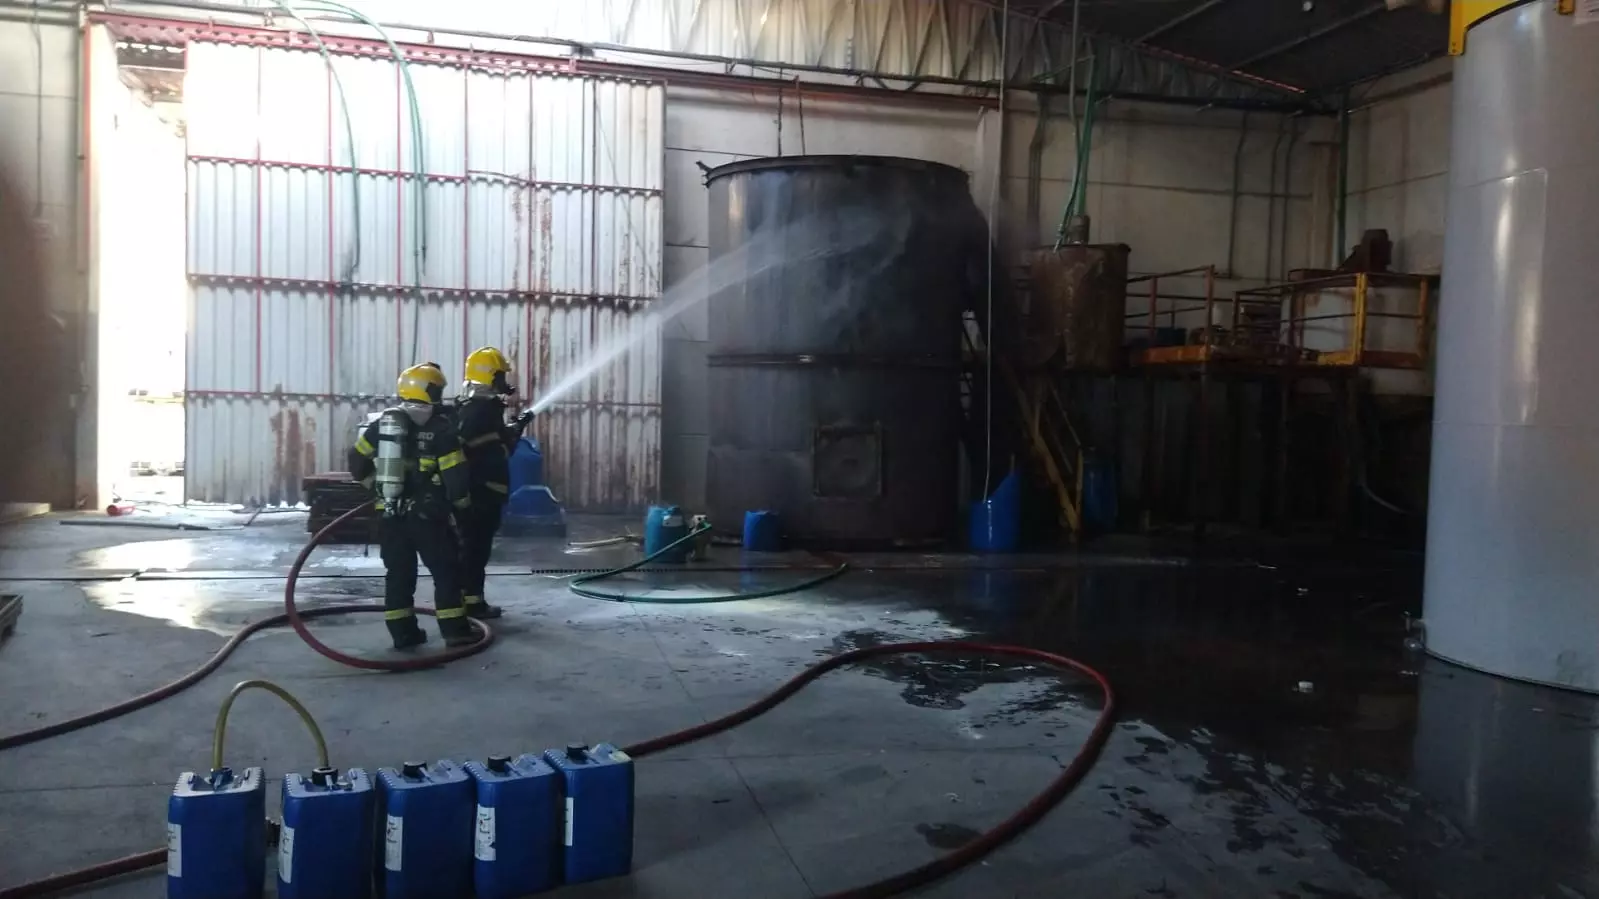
[1082,455,1120,535]
[742,510,783,551]
[279,767,374,899]
[375,760,474,899]
[643,505,690,563]
[167,766,266,899]
[544,742,635,884]
[466,754,563,898]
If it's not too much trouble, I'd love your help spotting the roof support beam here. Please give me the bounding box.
[1137,0,1232,44]
[1227,1,1386,71]
[963,0,1308,99]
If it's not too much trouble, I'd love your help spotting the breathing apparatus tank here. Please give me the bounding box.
[374,409,411,516]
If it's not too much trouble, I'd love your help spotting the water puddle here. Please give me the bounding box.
[84,578,377,635]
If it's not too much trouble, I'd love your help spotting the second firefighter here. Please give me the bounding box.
[455,346,533,619]
[349,363,477,649]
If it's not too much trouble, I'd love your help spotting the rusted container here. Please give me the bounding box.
[1025,244,1132,371]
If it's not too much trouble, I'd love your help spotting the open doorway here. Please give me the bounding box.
[90,29,186,507]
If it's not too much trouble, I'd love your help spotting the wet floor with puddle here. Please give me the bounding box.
[1,514,1594,898]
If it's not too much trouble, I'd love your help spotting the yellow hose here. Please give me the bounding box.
[211,679,330,772]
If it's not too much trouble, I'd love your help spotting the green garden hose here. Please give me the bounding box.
[568,524,850,604]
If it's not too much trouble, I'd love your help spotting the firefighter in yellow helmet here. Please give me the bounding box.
[454,346,534,618]
[348,363,476,648]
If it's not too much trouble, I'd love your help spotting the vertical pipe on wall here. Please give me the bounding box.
[1278,117,1300,280]
[1334,89,1350,265]
[324,56,335,404]
[524,76,535,401]
[462,69,470,363]
[982,0,1009,501]
[253,47,264,393]
[393,63,404,361]
[1067,0,1080,161]
[1264,117,1285,282]
[74,8,87,275]
[1223,112,1249,279]
[1025,94,1049,244]
[1071,69,1096,220]
[76,15,93,507]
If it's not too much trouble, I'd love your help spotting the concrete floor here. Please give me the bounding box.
[1,511,1596,898]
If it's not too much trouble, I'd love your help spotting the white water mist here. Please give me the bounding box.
[528,211,889,415]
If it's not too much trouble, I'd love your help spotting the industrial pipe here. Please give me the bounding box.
[1223,111,1250,278]
[1278,116,1301,280]
[1334,89,1351,266]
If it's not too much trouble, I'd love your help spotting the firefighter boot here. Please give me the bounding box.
[386,614,429,650]
[436,608,478,648]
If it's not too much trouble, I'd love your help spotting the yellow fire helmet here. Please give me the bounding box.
[464,346,514,391]
[396,363,447,404]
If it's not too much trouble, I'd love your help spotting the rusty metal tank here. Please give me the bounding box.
[703,155,984,546]
[1019,244,1132,371]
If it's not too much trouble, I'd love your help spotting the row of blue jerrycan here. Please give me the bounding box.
[167,743,634,899]
[645,506,785,556]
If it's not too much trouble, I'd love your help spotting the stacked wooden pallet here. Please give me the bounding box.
[303,472,380,544]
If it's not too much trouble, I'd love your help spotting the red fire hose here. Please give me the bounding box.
[0,504,491,754]
[0,506,1116,899]
[279,503,495,672]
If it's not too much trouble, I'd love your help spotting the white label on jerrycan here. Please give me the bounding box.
[564,797,575,847]
[166,823,182,877]
[278,825,295,883]
[474,805,496,861]
[384,815,404,871]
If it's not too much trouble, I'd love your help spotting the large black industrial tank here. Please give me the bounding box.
[704,155,982,546]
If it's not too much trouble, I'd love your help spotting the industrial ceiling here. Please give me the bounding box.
[97,0,1450,112]
[1009,0,1446,98]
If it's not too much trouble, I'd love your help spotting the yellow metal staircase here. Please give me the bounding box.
[964,317,1086,540]
[999,361,1085,539]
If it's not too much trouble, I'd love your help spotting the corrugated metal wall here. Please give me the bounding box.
[183,40,664,508]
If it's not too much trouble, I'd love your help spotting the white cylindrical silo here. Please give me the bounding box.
[1424,0,1599,690]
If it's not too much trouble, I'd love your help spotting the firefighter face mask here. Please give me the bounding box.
[400,401,433,426]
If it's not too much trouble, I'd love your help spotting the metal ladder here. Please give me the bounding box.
[1007,364,1084,538]
[962,270,1086,541]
